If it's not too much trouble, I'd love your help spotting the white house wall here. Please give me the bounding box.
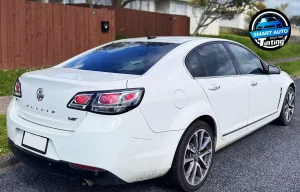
[291,26,300,36]
[187,4,219,35]
[170,1,187,15]
[125,0,156,12]
[220,13,249,30]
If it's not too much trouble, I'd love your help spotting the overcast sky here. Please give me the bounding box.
[265,0,300,17]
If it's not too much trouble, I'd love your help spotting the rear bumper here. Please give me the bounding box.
[9,139,125,185]
[6,98,184,183]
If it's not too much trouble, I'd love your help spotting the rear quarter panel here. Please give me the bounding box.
[127,41,219,134]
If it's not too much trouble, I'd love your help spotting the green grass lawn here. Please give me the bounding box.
[0,68,43,96]
[200,34,300,61]
[0,115,9,156]
[278,61,300,77]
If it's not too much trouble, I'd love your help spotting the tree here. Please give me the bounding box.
[111,0,138,7]
[245,0,266,29]
[27,0,63,3]
[85,0,102,8]
[290,16,300,26]
[84,0,137,8]
[50,0,63,3]
[275,3,288,12]
[190,0,255,35]
[251,0,266,10]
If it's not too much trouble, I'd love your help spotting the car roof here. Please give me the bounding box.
[114,36,227,44]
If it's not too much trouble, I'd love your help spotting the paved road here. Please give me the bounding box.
[0,79,300,192]
[266,56,300,65]
[0,96,11,115]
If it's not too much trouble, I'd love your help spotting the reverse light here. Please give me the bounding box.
[67,88,144,115]
[13,78,22,98]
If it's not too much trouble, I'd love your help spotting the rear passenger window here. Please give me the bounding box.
[197,44,236,77]
[185,51,206,77]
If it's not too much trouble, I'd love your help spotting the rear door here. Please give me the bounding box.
[226,43,282,124]
[186,43,250,137]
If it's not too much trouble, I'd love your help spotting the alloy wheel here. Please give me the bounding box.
[285,89,295,123]
[183,129,213,186]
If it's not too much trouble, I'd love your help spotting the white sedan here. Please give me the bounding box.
[6,37,295,192]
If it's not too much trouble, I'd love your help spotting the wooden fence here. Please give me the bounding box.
[67,4,190,38]
[290,36,300,44]
[0,0,115,70]
[114,8,190,38]
[0,1,190,70]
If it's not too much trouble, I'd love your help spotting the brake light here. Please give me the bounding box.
[68,93,93,110]
[75,94,91,104]
[99,93,121,104]
[67,88,144,115]
[13,78,22,97]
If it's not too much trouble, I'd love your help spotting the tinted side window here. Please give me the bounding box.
[228,44,265,75]
[185,51,206,77]
[197,44,236,77]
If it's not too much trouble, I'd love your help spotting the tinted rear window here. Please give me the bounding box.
[63,42,179,75]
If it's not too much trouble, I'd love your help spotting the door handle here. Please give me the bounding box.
[208,84,220,91]
[250,81,258,86]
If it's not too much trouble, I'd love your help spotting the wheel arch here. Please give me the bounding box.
[277,72,296,112]
[290,82,296,91]
[191,115,218,142]
[167,114,218,171]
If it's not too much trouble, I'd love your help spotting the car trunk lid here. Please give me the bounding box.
[15,68,140,131]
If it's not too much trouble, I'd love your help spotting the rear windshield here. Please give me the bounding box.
[63,42,179,75]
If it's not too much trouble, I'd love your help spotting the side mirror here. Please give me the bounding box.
[267,65,281,74]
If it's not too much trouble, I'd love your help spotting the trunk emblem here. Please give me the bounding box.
[37,88,44,101]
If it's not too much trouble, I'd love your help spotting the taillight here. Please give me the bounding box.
[68,93,93,110]
[67,88,144,115]
[99,93,122,104]
[13,78,22,98]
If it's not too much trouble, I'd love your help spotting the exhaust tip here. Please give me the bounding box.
[82,178,95,187]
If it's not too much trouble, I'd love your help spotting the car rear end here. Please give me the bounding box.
[6,40,181,184]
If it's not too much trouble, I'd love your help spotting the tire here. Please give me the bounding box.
[168,121,215,192]
[275,86,295,126]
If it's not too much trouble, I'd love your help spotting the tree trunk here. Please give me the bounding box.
[199,25,208,35]
[111,0,122,7]
[192,25,202,36]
